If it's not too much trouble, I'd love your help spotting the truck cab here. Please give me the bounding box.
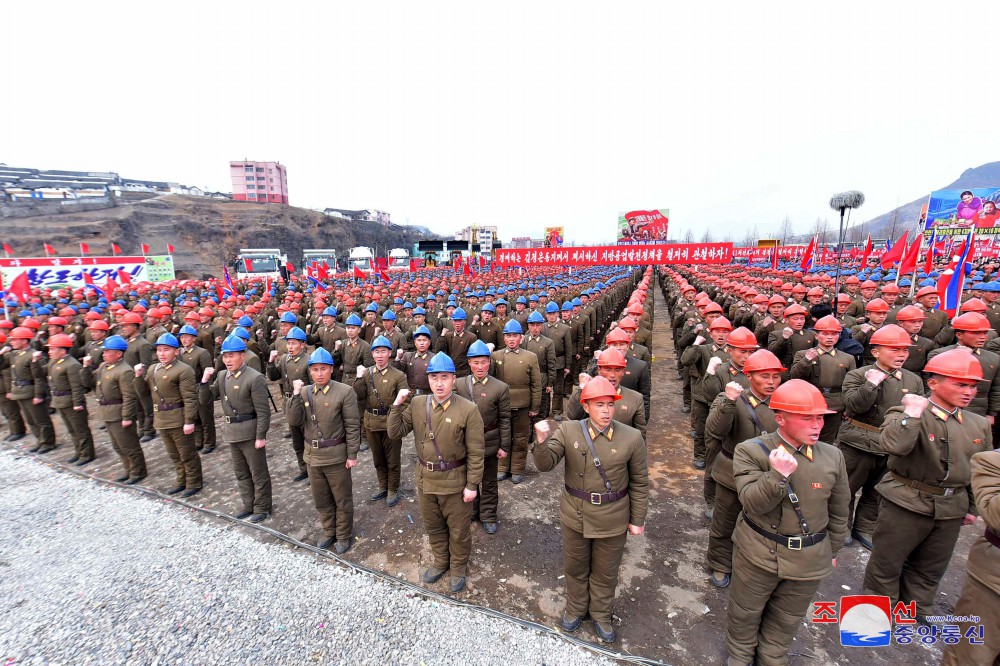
[235,248,287,280]
[348,246,375,272]
[388,248,410,270]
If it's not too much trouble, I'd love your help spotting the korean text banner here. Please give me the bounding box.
[618,209,669,243]
[923,188,1000,236]
[494,243,732,267]
[0,255,176,290]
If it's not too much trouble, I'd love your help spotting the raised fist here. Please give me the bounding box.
[292,379,304,395]
[486,343,495,352]
[396,348,404,360]
[134,363,144,377]
[608,321,618,330]
[694,324,704,333]
[32,351,42,361]
[860,323,873,333]
[724,381,743,401]
[334,339,342,351]
[762,316,774,327]
[593,349,602,360]
[269,350,279,363]
[393,388,411,405]
[374,327,381,337]
[769,447,798,478]
[579,373,591,390]
[202,367,215,383]
[782,327,793,339]
[706,357,723,376]
[534,420,551,442]
[864,368,886,386]
[804,348,819,362]
[82,356,92,368]
[902,394,928,418]
[256,329,264,339]
[356,366,366,379]
[694,335,706,346]
[305,324,312,332]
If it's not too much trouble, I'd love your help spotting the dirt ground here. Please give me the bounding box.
[3,284,973,664]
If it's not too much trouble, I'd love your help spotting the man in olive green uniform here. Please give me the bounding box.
[387,351,485,593]
[379,311,408,354]
[469,304,503,349]
[788,315,856,444]
[456,340,511,534]
[122,314,157,443]
[491,320,541,484]
[178,325,216,453]
[200,335,273,521]
[838,324,924,549]
[46,334,95,464]
[337,314,374,387]
[6,327,56,452]
[543,303,574,420]
[433,308,477,378]
[533,376,649,644]
[863,349,992,621]
[913,287,949,340]
[0,333,27,442]
[522,311,556,422]
[393,325,433,395]
[727,380,850,666]
[135,333,202,496]
[266,326,311,482]
[894,306,937,374]
[681,317,732,469]
[927,312,1000,421]
[766,304,815,381]
[80,335,146,483]
[355,336,409,506]
[942,449,1000,666]
[287,347,362,553]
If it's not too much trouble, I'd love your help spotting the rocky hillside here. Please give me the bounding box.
[0,195,443,279]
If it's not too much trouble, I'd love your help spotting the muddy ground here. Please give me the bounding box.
[3,284,972,664]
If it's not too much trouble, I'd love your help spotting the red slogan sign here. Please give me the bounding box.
[494,243,733,267]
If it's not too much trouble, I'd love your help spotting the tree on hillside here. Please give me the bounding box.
[777,216,795,244]
[812,217,832,245]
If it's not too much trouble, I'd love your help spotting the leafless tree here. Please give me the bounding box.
[812,217,832,245]
[700,229,715,243]
[777,216,795,244]
[740,225,758,247]
[682,228,695,243]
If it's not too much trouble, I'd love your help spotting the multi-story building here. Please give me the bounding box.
[230,160,288,204]
[454,225,498,242]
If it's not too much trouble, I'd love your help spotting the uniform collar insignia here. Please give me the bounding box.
[729,366,739,376]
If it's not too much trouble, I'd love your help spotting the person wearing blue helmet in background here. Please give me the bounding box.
[199,334,273,523]
[354,336,409,507]
[339,314,374,390]
[544,301,575,420]
[272,311,300,356]
[387,351,485,593]
[177,324,217,453]
[469,302,502,349]
[80,334,147,483]
[266,326,311,482]
[135,333,203,498]
[286,347,362,554]
[492,319,541,484]
[309,307,348,381]
[433,308,477,377]
[360,303,380,344]
[522,310,557,424]
[379,309,407,353]
[392,325,433,394]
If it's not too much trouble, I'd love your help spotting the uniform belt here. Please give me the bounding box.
[484,421,499,433]
[564,484,628,505]
[51,390,72,397]
[283,392,293,398]
[845,417,881,432]
[223,413,257,424]
[368,407,390,416]
[414,388,429,395]
[154,402,182,412]
[742,513,827,550]
[309,436,347,449]
[98,398,123,406]
[820,388,842,394]
[417,456,466,471]
[13,379,33,386]
[891,471,958,497]
[986,527,1000,549]
[720,446,734,459]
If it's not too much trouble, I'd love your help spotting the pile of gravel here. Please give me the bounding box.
[0,450,613,666]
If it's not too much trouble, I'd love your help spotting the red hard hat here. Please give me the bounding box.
[46,333,74,348]
[695,296,712,308]
[792,284,807,294]
[47,317,67,327]
[22,318,41,330]
[767,295,786,307]
[813,315,842,332]
[627,303,644,315]
[132,304,147,314]
[596,348,628,368]
[895,305,926,322]
[59,307,75,317]
[836,293,853,304]
[606,328,631,345]
[865,298,889,313]
[784,304,807,317]
[580,376,622,403]
[199,307,214,317]
[952,312,992,332]
[881,283,900,294]
[184,312,201,322]
[752,294,769,305]
[869,324,913,347]
[709,316,733,331]
[89,320,110,331]
[10,326,35,340]
[769,379,835,415]
[861,280,878,289]
[84,311,101,321]
[727,327,760,350]
[915,286,938,299]
[617,317,638,331]
[960,298,987,313]
[0,320,12,329]
[146,308,162,318]
[0,332,5,344]
[846,276,861,285]
[925,349,985,382]
[807,287,825,297]
[121,312,143,325]
[743,349,786,374]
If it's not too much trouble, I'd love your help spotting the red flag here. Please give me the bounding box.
[43,243,56,256]
[375,256,388,271]
[318,263,329,280]
[112,243,122,256]
[106,276,119,295]
[167,244,175,254]
[879,232,908,270]
[771,247,779,270]
[265,276,272,294]
[285,261,295,274]
[216,284,225,302]
[478,255,486,269]
[924,230,937,275]
[2,243,12,256]
[463,261,474,276]
[141,243,150,255]
[117,269,133,285]
[799,236,816,271]
[896,235,923,277]
[409,258,421,271]
[353,265,366,280]
[80,242,89,255]
[7,271,31,303]
[859,234,873,268]
[243,258,253,272]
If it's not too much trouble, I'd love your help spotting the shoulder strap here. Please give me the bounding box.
[425,396,446,462]
[579,420,614,492]
[467,375,475,400]
[751,437,810,535]
[305,386,327,440]
[739,394,768,434]
[368,368,387,409]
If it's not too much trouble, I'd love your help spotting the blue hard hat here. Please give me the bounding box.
[403,302,413,309]
[220,335,247,352]
[413,325,432,339]
[382,310,397,321]
[503,320,523,335]
[527,311,544,323]
[452,308,467,321]
[322,306,338,317]
[413,306,426,316]
[899,279,912,287]
[571,298,582,307]
[371,335,392,351]
[529,294,539,302]
[416,297,426,304]
[309,347,334,366]
[237,315,254,327]
[285,326,307,341]
[155,333,179,348]
[103,335,128,351]
[394,297,404,305]
[545,302,559,313]
[427,351,456,374]
[561,302,574,311]
[496,298,508,306]
[280,312,298,324]
[234,327,250,341]
[365,303,379,313]
[179,325,198,336]
[467,340,491,358]
[345,314,363,326]
[481,303,496,313]
[516,296,527,304]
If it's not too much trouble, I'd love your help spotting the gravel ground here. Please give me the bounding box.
[0,450,615,666]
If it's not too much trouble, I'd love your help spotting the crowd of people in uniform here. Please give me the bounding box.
[666,261,999,665]
[2,254,999,664]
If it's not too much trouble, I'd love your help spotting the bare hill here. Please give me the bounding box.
[0,195,443,278]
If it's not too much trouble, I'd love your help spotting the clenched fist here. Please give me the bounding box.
[694,335,706,346]
[486,343,495,352]
[902,394,928,418]
[579,373,591,390]
[396,348,404,360]
[864,368,886,386]
[762,316,774,327]
[724,381,743,401]
[334,339,342,351]
[356,366,366,379]
[534,420,551,442]
[804,348,819,361]
[202,367,215,383]
[269,350,279,363]
[292,379,304,395]
[393,388,411,405]
[82,356,92,368]
[782,327,794,339]
[134,363,145,377]
[769,446,798,478]
[706,356,723,376]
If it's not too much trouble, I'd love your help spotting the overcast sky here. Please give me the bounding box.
[3,1,999,245]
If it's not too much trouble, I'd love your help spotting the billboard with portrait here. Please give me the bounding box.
[618,209,669,244]
[924,188,1000,237]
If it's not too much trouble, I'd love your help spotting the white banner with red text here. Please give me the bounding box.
[0,255,175,291]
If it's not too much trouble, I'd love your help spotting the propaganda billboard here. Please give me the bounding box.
[0,255,176,290]
[618,209,669,244]
[923,188,1000,236]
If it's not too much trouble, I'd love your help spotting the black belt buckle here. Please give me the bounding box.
[943,487,956,497]
[787,536,802,551]
[590,492,603,505]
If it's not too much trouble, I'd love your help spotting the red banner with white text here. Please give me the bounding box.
[493,243,733,267]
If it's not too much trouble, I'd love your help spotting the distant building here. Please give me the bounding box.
[509,236,533,249]
[455,225,497,242]
[230,160,289,204]
[323,208,391,225]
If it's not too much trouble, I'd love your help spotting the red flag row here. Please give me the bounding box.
[2,242,175,257]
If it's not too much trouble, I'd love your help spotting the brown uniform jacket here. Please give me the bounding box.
[839,365,924,453]
[681,343,731,404]
[455,374,511,456]
[767,329,817,379]
[8,349,47,401]
[789,348,856,413]
[135,360,198,429]
[733,431,850,581]
[628,342,652,366]
[902,334,937,374]
[966,451,1000,595]
[286,382,362,466]
[708,390,777,491]
[387,393,485,494]
[533,419,649,538]
[354,365,408,431]
[338,338,374,385]
[393,350,432,391]
[700,362,750,405]
[521,334,556,388]
[918,308,949,340]
[47,355,86,409]
[81,360,137,422]
[433,329,478,377]
[567,384,647,439]
[490,347,541,412]
[267,350,311,404]
[469,319,503,349]
[876,404,991,520]
[543,321,574,369]
[177,345,214,383]
[199,364,271,442]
